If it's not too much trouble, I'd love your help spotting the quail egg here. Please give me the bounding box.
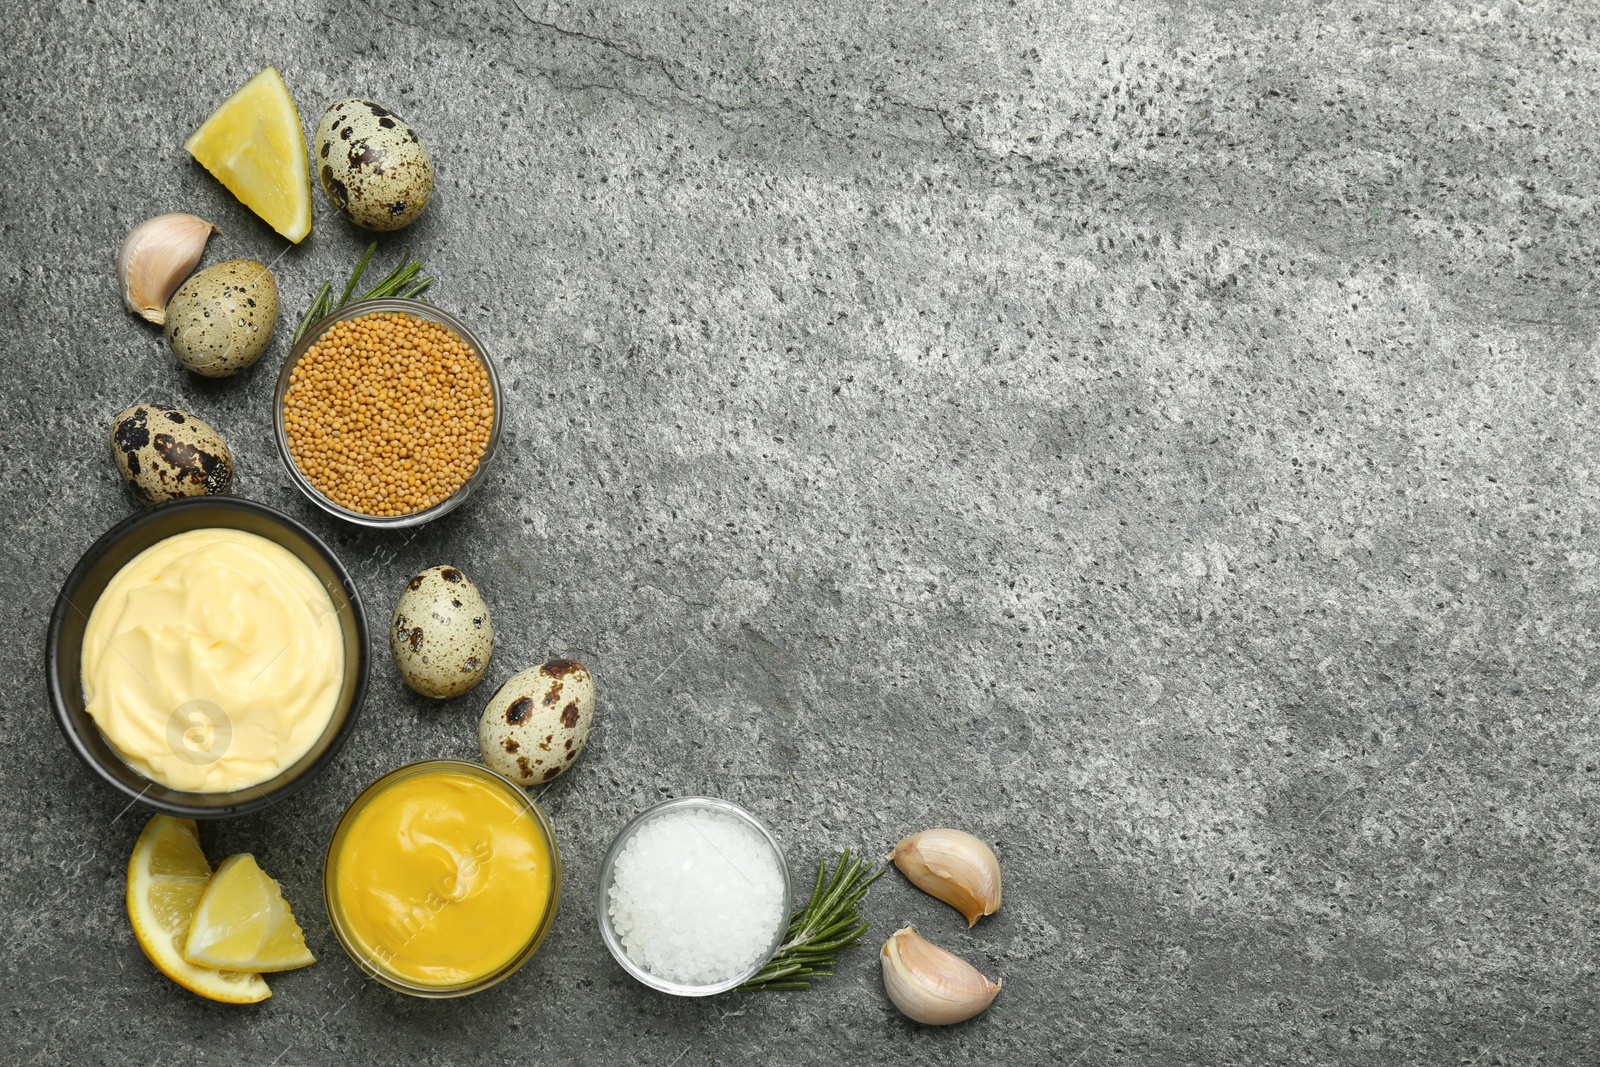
[479,661,595,785]
[314,99,433,231]
[390,565,494,698]
[109,404,234,505]
[164,259,278,377]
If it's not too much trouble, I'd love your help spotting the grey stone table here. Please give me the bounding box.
[2,1,1595,1064]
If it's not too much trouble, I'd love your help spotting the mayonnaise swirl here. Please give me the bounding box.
[81,528,344,792]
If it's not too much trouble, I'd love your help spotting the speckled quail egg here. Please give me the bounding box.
[390,565,494,698]
[164,259,278,377]
[314,99,433,231]
[109,404,234,505]
[479,661,595,786]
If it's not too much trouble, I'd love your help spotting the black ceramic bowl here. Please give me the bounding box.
[45,497,369,819]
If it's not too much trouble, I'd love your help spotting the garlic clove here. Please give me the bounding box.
[888,828,1002,927]
[118,213,219,325]
[880,926,1001,1025]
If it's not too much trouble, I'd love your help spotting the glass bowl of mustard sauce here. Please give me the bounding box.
[324,759,562,997]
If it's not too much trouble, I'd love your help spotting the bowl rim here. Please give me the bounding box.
[596,795,793,996]
[322,758,563,998]
[44,495,370,819]
[272,297,504,529]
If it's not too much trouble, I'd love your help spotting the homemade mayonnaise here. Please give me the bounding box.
[81,528,343,792]
[328,765,556,989]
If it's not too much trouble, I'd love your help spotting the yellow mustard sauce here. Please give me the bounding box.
[328,767,555,988]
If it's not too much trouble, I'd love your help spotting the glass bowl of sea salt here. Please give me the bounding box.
[597,796,793,995]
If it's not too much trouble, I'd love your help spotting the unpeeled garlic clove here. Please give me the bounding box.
[118,213,219,325]
[880,926,1001,1025]
[888,828,1002,927]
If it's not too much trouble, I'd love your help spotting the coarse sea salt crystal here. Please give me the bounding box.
[607,808,785,985]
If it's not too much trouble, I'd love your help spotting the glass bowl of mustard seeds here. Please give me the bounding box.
[273,299,503,528]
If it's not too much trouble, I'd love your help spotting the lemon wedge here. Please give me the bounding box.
[185,67,312,243]
[183,854,316,973]
[126,815,271,1004]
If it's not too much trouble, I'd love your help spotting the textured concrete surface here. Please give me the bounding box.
[2,1,1597,1063]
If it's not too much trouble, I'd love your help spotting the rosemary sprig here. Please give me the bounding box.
[292,242,435,343]
[739,850,885,992]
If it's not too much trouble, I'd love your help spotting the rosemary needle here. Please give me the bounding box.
[292,243,435,343]
[739,850,885,992]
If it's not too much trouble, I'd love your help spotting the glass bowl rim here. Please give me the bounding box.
[595,795,793,996]
[322,758,562,998]
[272,298,504,529]
[44,495,369,819]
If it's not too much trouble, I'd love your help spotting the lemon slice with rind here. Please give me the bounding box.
[183,854,316,972]
[185,67,312,243]
[126,815,271,1003]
